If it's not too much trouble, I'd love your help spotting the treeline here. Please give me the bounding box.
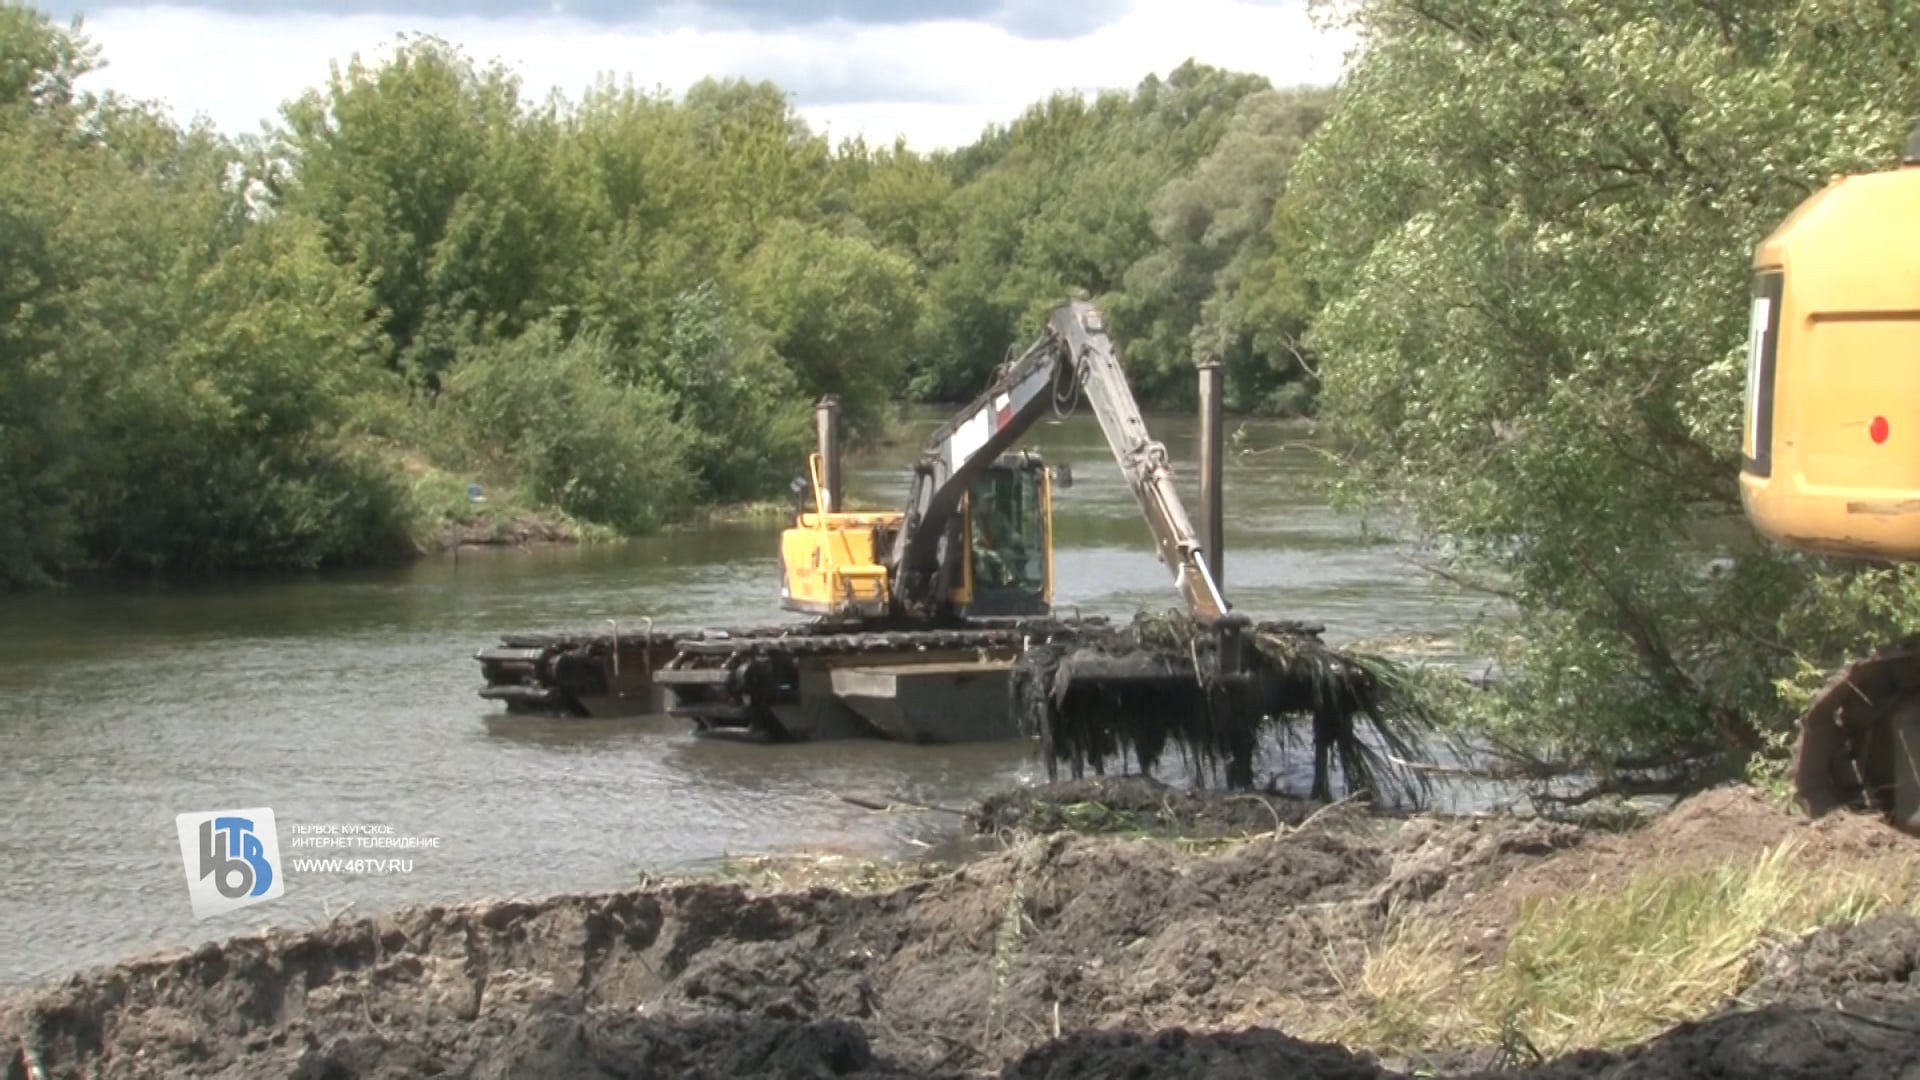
[1288,0,1920,785]
[0,5,1331,588]
[10,1,1909,784]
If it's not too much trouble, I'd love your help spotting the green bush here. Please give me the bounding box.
[643,282,813,500]
[1289,0,1920,777]
[444,324,694,533]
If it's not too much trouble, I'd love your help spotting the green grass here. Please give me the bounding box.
[404,464,628,548]
[697,499,793,524]
[1316,836,1920,1056]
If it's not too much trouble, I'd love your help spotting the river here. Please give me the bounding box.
[0,411,1488,988]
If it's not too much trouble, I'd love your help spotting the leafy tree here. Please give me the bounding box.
[1290,0,1920,786]
[88,210,411,575]
[553,82,719,359]
[741,218,922,437]
[0,5,101,585]
[1116,86,1333,412]
[915,61,1274,402]
[0,6,1389,590]
[0,7,421,584]
[679,77,832,260]
[645,282,812,499]
[269,36,565,385]
[828,135,957,267]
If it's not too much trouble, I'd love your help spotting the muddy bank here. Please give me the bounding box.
[4,782,1917,1079]
[435,514,580,551]
[971,775,1324,837]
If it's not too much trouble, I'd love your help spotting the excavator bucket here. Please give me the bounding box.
[1789,639,1920,834]
[1010,612,1437,805]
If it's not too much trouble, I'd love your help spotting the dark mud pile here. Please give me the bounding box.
[1747,911,1920,1006]
[4,783,1917,1080]
[971,775,1323,837]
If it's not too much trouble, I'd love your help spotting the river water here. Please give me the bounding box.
[0,412,1488,988]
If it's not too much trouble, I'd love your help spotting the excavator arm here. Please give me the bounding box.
[889,300,1228,622]
[1062,303,1228,622]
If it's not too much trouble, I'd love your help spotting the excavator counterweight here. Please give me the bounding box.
[1742,129,1920,833]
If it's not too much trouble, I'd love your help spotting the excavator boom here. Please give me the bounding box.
[891,300,1227,621]
[1058,303,1227,621]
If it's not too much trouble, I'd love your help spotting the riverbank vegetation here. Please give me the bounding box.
[0,5,1331,588]
[1287,0,1920,792]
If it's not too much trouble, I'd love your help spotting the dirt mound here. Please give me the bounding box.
[1386,786,1825,961]
[290,1011,908,1080]
[1500,999,1920,1079]
[5,786,1917,1080]
[993,1000,1920,1080]
[2,887,935,1080]
[1003,1027,1393,1079]
[0,810,1434,1080]
[1509,785,1803,895]
[1746,911,1920,1006]
[971,776,1321,837]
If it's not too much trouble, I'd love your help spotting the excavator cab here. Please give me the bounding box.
[1741,136,1920,557]
[957,453,1059,617]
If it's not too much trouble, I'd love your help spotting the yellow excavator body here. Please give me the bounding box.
[1742,158,1920,558]
[778,451,1058,621]
[1743,136,1920,832]
[779,507,901,617]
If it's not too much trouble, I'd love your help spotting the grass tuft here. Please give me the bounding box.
[1316,836,1920,1056]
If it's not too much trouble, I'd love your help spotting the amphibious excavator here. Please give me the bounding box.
[1741,125,1920,832]
[478,300,1235,742]
[476,300,1412,796]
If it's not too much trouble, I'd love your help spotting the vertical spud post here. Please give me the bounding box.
[815,395,842,514]
[1197,354,1225,591]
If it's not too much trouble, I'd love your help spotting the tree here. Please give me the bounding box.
[0,5,103,585]
[445,323,694,533]
[679,78,832,260]
[913,62,1273,402]
[2,9,1377,589]
[644,282,812,499]
[1289,0,1920,785]
[1117,86,1333,412]
[269,37,566,386]
[741,218,922,438]
[827,135,956,268]
[90,212,412,574]
[0,6,416,583]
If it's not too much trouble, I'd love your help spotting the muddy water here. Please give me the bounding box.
[0,412,1487,988]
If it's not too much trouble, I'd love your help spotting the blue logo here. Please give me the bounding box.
[201,815,274,898]
[176,808,284,918]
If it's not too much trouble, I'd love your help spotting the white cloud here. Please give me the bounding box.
[74,0,1355,149]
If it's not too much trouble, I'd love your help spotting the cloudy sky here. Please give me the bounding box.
[36,0,1356,150]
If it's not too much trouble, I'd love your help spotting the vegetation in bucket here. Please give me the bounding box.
[1011,610,1439,805]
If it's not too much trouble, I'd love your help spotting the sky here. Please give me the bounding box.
[35,0,1358,150]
